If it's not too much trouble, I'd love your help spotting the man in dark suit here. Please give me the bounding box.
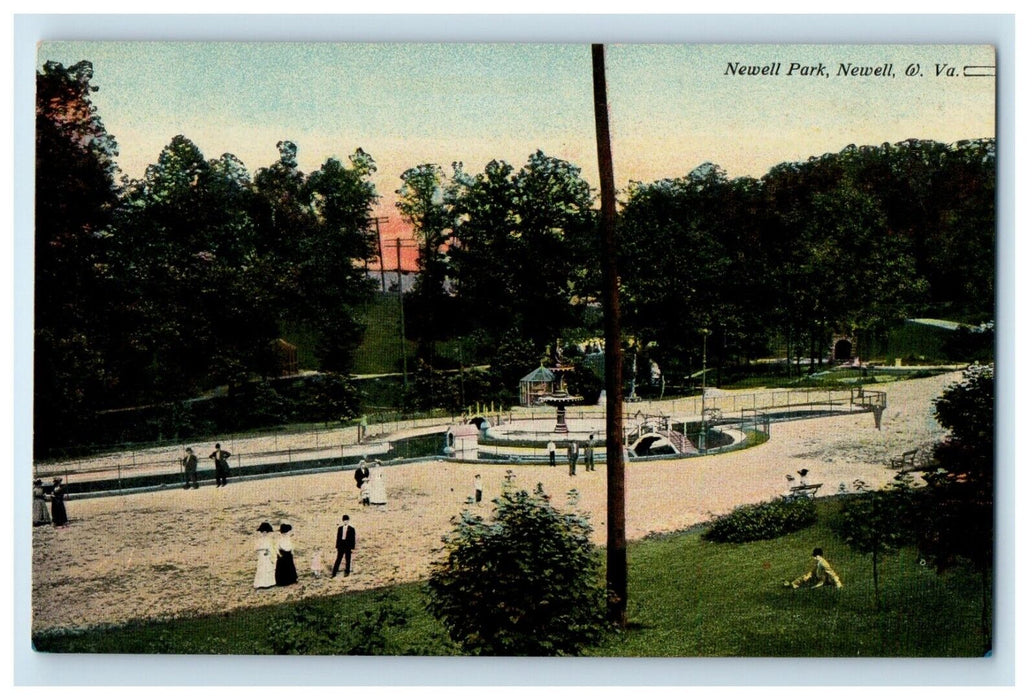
[332,514,357,577]
[209,443,231,487]
[354,458,371,490]
[181,447,199,489]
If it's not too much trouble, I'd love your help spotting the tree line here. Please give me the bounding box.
[36,61,378,453]
[397,137,993,393]
[35,60,995,455]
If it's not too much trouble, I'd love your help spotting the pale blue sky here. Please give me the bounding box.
[37,42,995,215]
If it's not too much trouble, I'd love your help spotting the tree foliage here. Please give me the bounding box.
[916,363,995,573]
[447,151,597,354]
[35,62,379,454]
[617,140,993,381]
[396,163,457,362]
[426,484,607,655]
[35,60,121,450]
[835,476,915,607]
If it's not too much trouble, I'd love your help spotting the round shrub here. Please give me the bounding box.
[703,497,818,543]
[426,483,606,655]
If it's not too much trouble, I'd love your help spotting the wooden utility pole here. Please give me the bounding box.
[592,43,627,627]
[371,216,390,293]
[395,237,409,392]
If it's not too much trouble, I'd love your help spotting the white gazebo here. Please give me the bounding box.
[519,365,555,407]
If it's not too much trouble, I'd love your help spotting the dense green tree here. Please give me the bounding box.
[618,164,758,384]
[396,163,459,363]
[448,151,596,355]
[302,150,379,372]
[917,364,995,566]
[427,483,607,655]
[35,60,121,452]
[109,135,279,402]
[252,143,379,373]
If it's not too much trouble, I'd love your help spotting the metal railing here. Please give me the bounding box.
[33,387,883,489]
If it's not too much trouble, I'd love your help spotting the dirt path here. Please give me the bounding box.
[30,373,958,634]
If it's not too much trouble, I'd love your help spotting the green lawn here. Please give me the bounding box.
[594,512,988,656]
[353,294,415,376]
[32,501,989,656]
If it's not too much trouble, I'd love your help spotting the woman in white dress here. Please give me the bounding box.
[369,464,387,506]
[32,479,51,526]
[253,522,276,589]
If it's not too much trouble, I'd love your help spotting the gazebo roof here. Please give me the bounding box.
[519,366,555,383]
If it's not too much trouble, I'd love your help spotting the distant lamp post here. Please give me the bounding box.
[699,328,710,452]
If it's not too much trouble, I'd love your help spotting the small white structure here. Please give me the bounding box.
[445,423,481,458]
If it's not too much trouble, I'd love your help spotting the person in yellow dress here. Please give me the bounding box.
[786,547,843,589]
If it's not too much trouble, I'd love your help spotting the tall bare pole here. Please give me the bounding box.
[395,238,409,392]
[592,43,626,626]
[373,217,389,293]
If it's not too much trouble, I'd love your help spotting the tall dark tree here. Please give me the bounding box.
[252,143,379,373]
[929,363,995,548]
[302,150,380,372]
[618,164,739,383]
[448,151,596,356]
[916,364,995,644]
[396,163,457,362]
[109,135,279,402]
[35,60,121,453]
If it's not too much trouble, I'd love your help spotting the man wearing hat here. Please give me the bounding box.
[181,447,199,489]
[209,443,232,487]
[332,514,357,577]
[354,457,371,491]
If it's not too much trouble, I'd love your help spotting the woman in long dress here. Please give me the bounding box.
[360,476,371,506]
[369,465,387,506]
[32,479,51,526]
[275,523,298,586]
[50,477,68,527]
[253,522,276,589]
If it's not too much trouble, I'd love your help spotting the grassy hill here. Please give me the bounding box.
[281,294,415,377]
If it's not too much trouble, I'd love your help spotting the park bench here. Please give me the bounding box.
[785,483,823,500]
[890,448,920,473]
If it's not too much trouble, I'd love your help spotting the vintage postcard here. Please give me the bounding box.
[29,39,998,666]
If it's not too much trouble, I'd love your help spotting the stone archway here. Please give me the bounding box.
[832,337,853,362]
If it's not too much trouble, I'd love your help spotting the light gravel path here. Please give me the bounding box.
[30,372,958,634]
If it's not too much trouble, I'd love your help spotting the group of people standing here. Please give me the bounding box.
[32,477,67,528]
[253,515,358,589]
[353,458,387,507]
[253,522,298,589]
[548,435,595,476]
[181,443,232,489]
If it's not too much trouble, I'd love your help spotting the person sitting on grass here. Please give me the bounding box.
[785,547,843,589]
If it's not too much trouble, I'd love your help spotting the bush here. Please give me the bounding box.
[266,593,413,655]
[426,483,607,655]
[703,497,818,543]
